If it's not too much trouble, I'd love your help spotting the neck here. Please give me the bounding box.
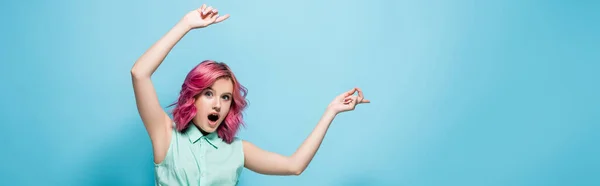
[199,127,210,136]
[190,121,212,136]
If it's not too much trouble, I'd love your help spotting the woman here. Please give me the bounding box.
[131,4,370,186]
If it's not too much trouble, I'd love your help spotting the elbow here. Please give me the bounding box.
[130,67,149,79]
[287,156,306,176]
[293,170,303,176]
[291,169,303,176]
[290,166,304,176]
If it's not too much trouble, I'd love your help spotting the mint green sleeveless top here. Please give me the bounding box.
[154,124,244,186]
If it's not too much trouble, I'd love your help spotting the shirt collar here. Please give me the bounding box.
[186,124,219,149]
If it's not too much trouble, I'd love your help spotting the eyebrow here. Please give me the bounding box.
[205,87,232,96]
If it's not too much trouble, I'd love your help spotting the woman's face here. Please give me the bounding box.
[192,78,233,133]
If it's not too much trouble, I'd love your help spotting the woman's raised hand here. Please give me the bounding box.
[182,4,230,29]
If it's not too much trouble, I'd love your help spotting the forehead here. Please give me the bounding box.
[209,78,233,92]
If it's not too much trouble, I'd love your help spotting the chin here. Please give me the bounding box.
[198,121,221,133]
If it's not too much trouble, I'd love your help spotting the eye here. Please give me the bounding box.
[222,95,231,101]
[204,91,213,97]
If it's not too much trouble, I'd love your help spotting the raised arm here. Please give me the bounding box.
[130,4,229,164]
[243,88,370,175]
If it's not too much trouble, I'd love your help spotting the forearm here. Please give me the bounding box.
[289,109,337,175]
[131,20,191,78]
[243,88,368,176]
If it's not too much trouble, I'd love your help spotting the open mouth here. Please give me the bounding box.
[208,113,219,123]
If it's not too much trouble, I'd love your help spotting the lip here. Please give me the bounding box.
[208,120,217,127]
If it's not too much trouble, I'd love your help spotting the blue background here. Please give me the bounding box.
[1,0,598,185]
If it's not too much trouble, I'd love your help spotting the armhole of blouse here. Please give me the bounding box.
[154,122,178,167]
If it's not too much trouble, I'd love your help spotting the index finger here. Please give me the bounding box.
[342,88,357,97]
[336,88,357,100]
[356,88,364,99]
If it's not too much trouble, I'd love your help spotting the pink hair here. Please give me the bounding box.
[169,60,248,144]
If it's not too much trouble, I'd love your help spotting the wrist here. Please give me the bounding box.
[324,107,338,117]
[177,18,194,31]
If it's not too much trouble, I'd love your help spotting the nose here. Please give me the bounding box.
[212,99,221,112]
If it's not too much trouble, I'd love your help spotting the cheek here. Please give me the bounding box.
[221,102,233,117]
[194,97,209,112]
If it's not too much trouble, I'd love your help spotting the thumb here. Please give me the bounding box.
[215,14,230,23]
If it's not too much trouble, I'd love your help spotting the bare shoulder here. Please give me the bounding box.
[241,140,270,157]
[241,140,259,156]
[242,140,257,149]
